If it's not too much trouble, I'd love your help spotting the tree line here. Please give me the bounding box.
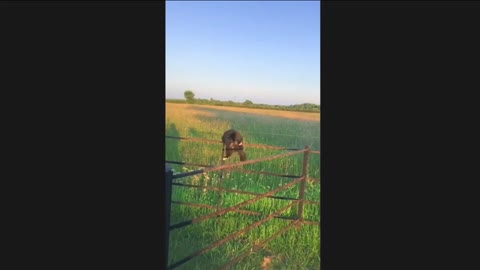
[166,90,320,113]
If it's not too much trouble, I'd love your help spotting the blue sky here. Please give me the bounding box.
[166,1,320,106]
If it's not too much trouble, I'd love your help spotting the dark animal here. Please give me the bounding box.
[221,129,247,161]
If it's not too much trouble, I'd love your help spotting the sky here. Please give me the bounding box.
[166,1,320,106]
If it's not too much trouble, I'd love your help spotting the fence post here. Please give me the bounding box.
[298,145,310,223]
[165,164,174,269]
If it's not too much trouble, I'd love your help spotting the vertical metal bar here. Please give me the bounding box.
[298,146,310,221]
[165,164,174,269]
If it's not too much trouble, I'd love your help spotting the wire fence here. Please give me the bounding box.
[164,137,320,270]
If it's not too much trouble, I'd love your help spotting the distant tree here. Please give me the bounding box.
[243,99,253,105]
[184,90,195,103]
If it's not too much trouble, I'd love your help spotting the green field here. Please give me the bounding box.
[166,103,320,270]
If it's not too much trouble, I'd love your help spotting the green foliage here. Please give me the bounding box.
[243,99,253,105]
[184,90,195,103]
[167,97,320,113]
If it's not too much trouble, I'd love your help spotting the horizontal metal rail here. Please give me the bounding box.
[171,199,294,218]
[219,220,301,270]
[232,168,301,178]
[172,169,205,179]
[166,135,299,150]
[165,160,215,168]
[168,129,320,140]
[171,200,320,224]
[165,135,320,153]
[171,169,317,182]
[172,182,298,201]
[167,202,296,270]
[167,160,302,179]
[169,176,304,231]
[203,149,306,173]
[170,149,306,180]
[165,135,220,144]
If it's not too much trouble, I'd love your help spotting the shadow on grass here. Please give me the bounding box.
[166,123,181,162]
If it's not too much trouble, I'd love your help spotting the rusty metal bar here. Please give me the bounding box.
[165,160,214,168]
[166,161,301,179]
[298,146,310,221]
[171,169,205,179]
[219,220,301,270]
[171,182,298,201]
[171,200,320,223]
[166,202,296,270]
[263,215,320,225]
[170,149,305,179]
[230,167,301,179]
[167,129,320,140]
[171,200,266,216]
[203,149,306,173]
[165,135,221,144]
[169,176,304,231]
[311,150,320,154]
[166,135,319,152]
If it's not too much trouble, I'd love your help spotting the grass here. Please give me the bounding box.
[166,102,320,270]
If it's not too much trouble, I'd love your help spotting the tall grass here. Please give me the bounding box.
[166,103,320,270]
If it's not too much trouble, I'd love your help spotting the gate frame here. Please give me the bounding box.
[164,143,319,270]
